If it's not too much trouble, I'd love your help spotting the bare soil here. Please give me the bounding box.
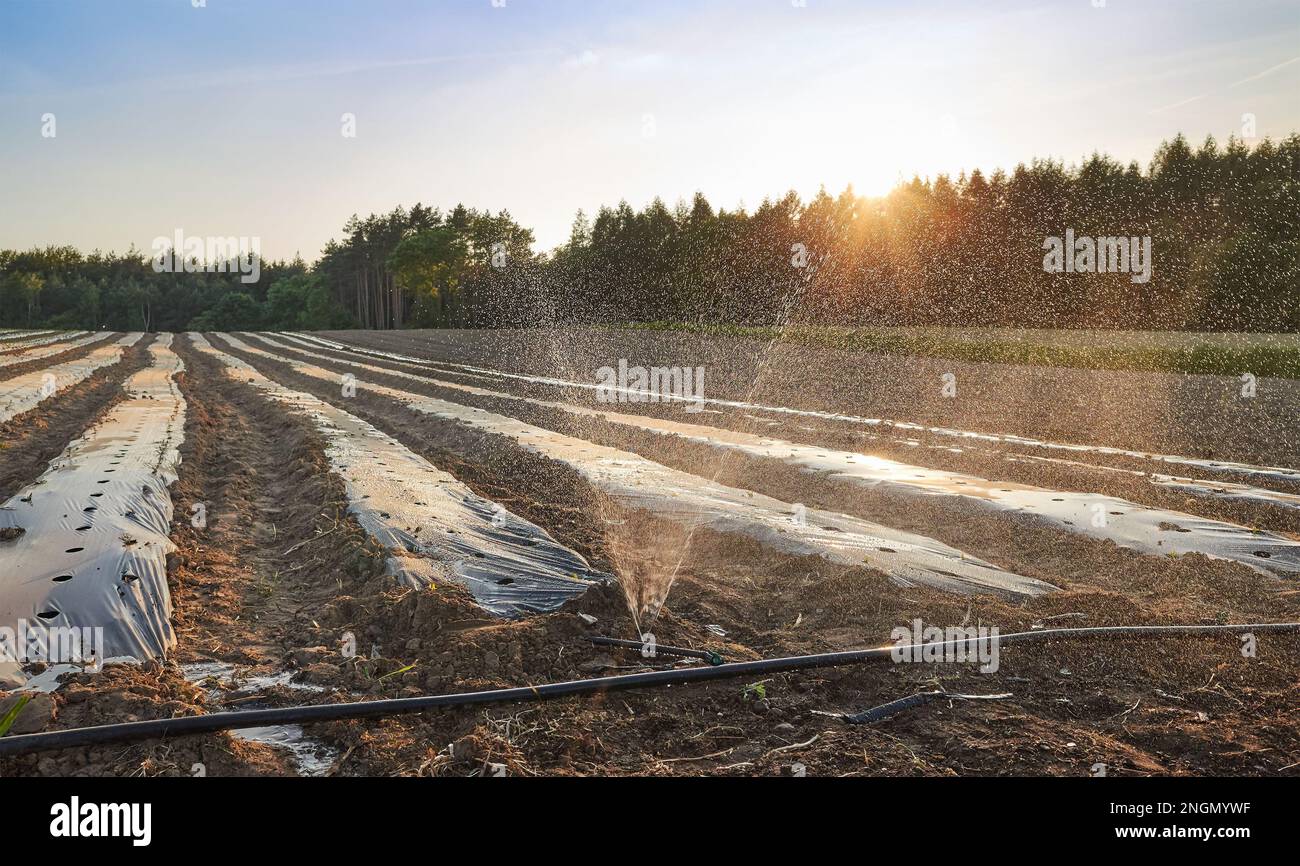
[2,330,1298,777]
[0,335,150,502]
[327,327,1300,467]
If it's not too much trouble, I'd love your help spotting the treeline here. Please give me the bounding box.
[2,133,1297,333]
[0,247,330,333]
[316,204,538,329]
[550,133,1300,332]
[0,204,536,333]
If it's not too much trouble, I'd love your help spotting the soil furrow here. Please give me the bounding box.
[0,332,123,379]
[289,330,1300,516]
[258,330,1300,559]
[0,336,152,503]
[7,330,1299,779]
[327,327,1300,468]
[240,333,1300,616]
[221,333,1050,600]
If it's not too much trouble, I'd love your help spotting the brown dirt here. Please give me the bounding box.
[0,332,123,378]
[188,332,1300,776]
[234,333,1300,596]
[329,327,1300,467]
[4,330,1299,777]
[0,335,151,502]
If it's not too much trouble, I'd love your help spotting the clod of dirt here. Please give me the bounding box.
[0,527,25,542]
[450,734,482,763]
[290,646,329,667]
[298,662,341,684]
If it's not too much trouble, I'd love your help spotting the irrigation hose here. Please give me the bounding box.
[1,621,1296,756]
[588,636,724,666]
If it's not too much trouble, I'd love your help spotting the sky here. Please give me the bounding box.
[1,0,1298,260]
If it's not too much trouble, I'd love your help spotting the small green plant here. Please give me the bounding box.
[742,682,767,702]
[0,694,32,737]
[378,662,417,682]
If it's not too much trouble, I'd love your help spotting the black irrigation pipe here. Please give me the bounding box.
[2,621,1298,756]
[588,636,724,666]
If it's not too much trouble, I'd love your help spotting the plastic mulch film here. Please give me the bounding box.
[227,334,1050,599]
[285,330,1300,485]
[0,332,106,370]
[0,334,143,424]
[0,330,89,355]
[0,335,185,687]
[0,330,58,344]
[191,333,609,618]
[267,332,1300,577]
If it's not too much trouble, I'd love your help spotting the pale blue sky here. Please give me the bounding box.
[1,0,1298,259]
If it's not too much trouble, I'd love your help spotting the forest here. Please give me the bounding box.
[2,133,1297,333]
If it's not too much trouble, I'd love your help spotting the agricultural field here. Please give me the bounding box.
[2,326,1298,777]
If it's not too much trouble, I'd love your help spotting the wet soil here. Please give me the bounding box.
[338,328,1300,467]
[3,331,1299,777]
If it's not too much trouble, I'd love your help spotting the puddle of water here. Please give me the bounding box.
[182,660,326,695]
[229,724,338,776]
[181,661,338,776]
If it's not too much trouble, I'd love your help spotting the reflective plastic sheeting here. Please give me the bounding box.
[267,333,1300,578]
[0,335,185,687]
[193,333,608,617]
[0,334,143,424]
[0,331,91,357]
[284,331,1300,485]
[0,332,105,370]
[234,335,1050,599]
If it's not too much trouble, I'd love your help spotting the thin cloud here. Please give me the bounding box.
[1151,54,1300,113]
